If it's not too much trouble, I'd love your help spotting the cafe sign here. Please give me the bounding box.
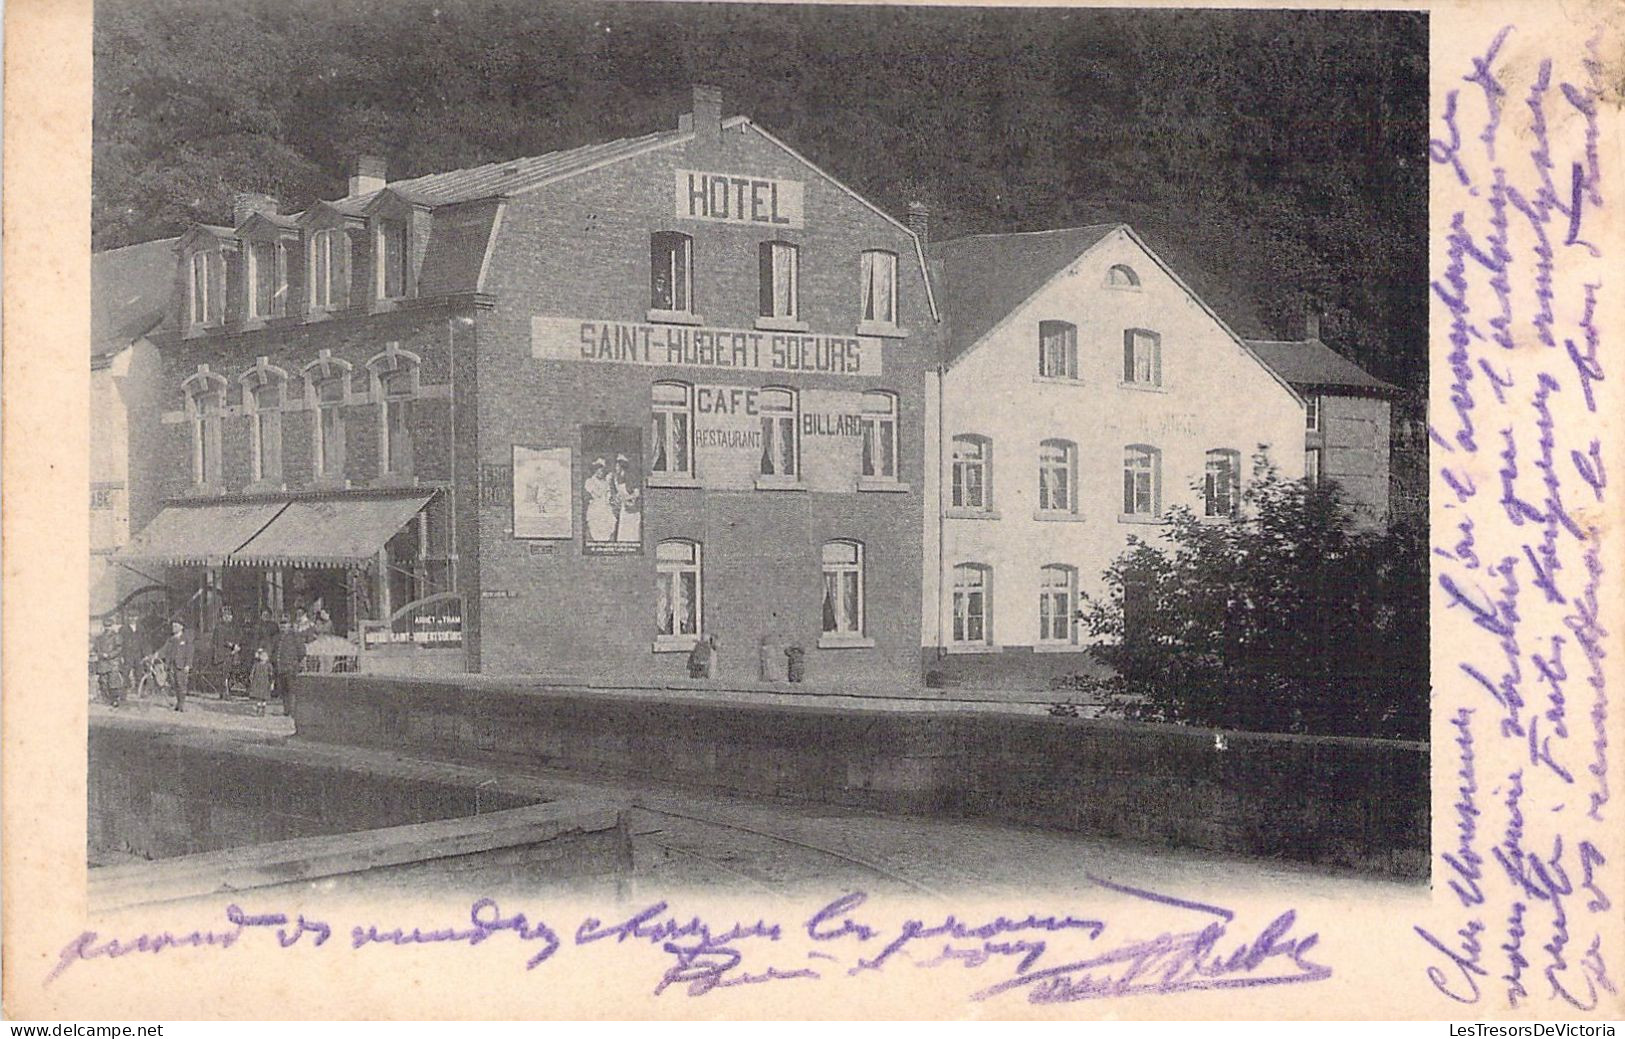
[676,170,803,228]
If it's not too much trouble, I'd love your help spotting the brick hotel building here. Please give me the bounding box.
[120,86,938,684]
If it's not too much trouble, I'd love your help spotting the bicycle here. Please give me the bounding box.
[134,653,170,701]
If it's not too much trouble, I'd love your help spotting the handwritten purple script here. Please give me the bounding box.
[47,880,1331,1003]
[1420,23,1616,1013]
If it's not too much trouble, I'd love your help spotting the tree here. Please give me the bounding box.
[1076,458,1428,739]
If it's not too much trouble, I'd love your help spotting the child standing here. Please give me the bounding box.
[248,646,274,716]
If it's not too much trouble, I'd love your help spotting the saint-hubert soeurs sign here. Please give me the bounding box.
[675,170,804,228]
[532,316,883,377]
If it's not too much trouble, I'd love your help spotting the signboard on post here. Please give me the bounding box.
[512,445,572,539]
[580,426,644,556]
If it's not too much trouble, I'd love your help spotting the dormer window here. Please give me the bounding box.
[246,240,287,319]
[377,220,408,300]
[307,229,349,312]
[188,250,223,327]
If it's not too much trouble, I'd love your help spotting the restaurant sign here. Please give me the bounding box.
[532,316,882,377]
[676,170,803,228]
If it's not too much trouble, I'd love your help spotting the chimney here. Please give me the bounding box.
[908,201,931,248]
[232,192,278,225]
[690,84,723,144]
[349,155,388,196]
[1305,312,1321,341]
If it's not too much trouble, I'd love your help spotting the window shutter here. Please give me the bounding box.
[223,247,244,326]
[274,242,289,316]
[337,231,353,310]
[758,243,774,317]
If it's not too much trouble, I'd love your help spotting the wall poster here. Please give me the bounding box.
[512,445,572,539]
[580,426,644,555]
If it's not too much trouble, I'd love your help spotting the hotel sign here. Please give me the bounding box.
[533,316,882,377]
[676,170,803,228]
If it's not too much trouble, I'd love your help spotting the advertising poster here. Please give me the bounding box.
[511,445,572,539]
[580,426,643,555]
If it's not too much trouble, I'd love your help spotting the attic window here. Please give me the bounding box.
[188,249,224,327]
[1106,264,1140,289]
[247,240,287,319]
[377,220,408,300]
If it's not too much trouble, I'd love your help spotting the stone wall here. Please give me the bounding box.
[294,674,1429,876]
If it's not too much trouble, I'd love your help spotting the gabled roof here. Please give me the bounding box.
[931,223,1303,404]
[1246,338,1401,396]
[932,225,1122,365]
[92,237,177,361]
[324,125,712,210]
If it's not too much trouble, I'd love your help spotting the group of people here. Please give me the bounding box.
[583,454,643,544]
[91,602,334,715]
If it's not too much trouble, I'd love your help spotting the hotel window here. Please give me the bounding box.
[651,382,695,479]
[821,540,865,639]
[379,365,416,476]
[1123,328,1162,386]
[247,240,287,319]
[951,435,991,510]
[377,220,408,300]
[248,377,284,484]
[314,374,347,479]
[656,539,702,641]
[759,387,799,478]
[952,564,991,646]
[1107,264,1140,288]
[187,383,224,486]
[1038,439,1077,513]
[860,250,897,326]
[1038,565,1077,645]
[309,229,349,311]
[1122,445,1161,517]
[1306,448,1323,488]
[650,232,693,314]
[1038,321,1077,379]
[1205,449,1240,518]
[860,391,899,480]
[188,249,223,327]
[759,241,800,320]
[1306,395,1321,431]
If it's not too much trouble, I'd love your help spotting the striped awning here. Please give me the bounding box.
[116,501,288,566]
[230,495,433,567]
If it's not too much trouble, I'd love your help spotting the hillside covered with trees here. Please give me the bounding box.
[94,0,1428,392]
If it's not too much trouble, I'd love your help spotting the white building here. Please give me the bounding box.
[922,224,1306,686]
[90,238,174,618]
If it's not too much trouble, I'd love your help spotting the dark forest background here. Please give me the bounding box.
[94,0,1428,394]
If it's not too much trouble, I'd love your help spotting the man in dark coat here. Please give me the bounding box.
[161,620,194,712]
[118,615,143,691]
[93,618,125,707]
[211,605,242,697]
[272,616,306,718]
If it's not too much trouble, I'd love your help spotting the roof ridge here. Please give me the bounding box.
[936,223,1124,247]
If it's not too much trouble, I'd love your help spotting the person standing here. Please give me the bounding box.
[213,605,242,697]
[161,620,194,712]
[119,615,143,692]
[584,458,615,543]
[247,647,274,716]
[273,615,306,718]
[93,618,125,707]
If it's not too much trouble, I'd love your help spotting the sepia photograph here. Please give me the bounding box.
[4,0,1619,1023]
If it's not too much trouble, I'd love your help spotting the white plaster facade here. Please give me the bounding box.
[923,227,1306,656]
